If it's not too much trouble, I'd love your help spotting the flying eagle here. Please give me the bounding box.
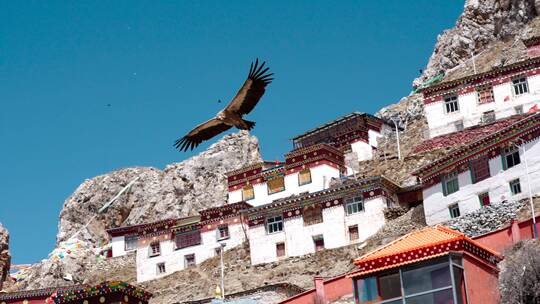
[174,59,273,151]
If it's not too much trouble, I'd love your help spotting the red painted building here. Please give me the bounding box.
[0,282,151,304]
[348,225,501,304]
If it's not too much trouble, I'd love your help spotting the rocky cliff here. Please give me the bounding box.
[9,131,261,290]
[415,0,540,86]
[57,131,261,247]
[0,224,10,290]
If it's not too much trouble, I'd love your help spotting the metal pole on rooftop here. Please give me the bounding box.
[471,50,477,74]
[219,242,226,299]
[391,117,402,160]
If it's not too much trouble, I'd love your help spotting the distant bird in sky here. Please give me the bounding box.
[174,59,273,152]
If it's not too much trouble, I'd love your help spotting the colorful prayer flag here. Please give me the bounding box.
[504,95,510,102]
[528,104,538,113]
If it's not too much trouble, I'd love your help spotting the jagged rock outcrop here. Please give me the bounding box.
[375,94,424,128]
[57,131,261,246]
[0,223,10,290]
[10,131,261,290]
[415,0,539,86]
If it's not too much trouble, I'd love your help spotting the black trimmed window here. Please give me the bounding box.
[156,262,166,274]
[442,172,459,196]
[217,225,229,240]
[298,168,312,186]
[502,148,520,170]
[313,235,325,251]
[184,254,196,267]
[149,242,161,257]
[512,76,529,95]
[510,179,522,195]
[444,95,459,113]
[449,204,461,219]
[345,196,364,215]
[267,215,283,234]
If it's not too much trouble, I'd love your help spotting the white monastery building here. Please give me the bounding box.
[105,112,403,281]
[226,144,345,207]
[243,176,401,265]
[414,110,540,226]
[227,112,390,207]
[421,37,540,138]
[290,112,390,164]
[107,201,251,282]
[414,36,540,225]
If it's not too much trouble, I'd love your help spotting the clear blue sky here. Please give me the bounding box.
[0,1,464,264]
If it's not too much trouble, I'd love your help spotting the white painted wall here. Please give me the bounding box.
[228,164,340,206]
[135,222,246,282]
[423,138,540,225]
[247,197,388,265]
[368,129,384,148]
[425,75,540,138]
[351,141,373,162]
[111,236,127,257]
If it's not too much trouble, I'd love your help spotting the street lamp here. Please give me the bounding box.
[512,141,538,239]
[217,242,226,299]
[390,117,402,160]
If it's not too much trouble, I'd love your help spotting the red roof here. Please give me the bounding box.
[348,225,501,278]
[413,115,525,154]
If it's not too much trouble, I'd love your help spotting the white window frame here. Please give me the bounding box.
[345,196,364,215]
[266,215,284,234]
[444,95,459,114]
[512,76,529,96]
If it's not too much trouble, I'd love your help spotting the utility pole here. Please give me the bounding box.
[390,117,402,160]
[471,50,477,74]
[219,242,226,299]
[518,142,538,239]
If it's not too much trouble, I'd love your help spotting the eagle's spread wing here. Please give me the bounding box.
[174,118,232,151]
[225,59,273,115]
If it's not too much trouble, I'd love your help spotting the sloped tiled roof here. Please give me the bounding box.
[412,115,525,154]
[413,112,540,180]
[348,225,501,278]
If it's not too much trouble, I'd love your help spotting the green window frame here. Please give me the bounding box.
[501,148,520,170]
[442,172,459,196]
[449,204,461,219]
